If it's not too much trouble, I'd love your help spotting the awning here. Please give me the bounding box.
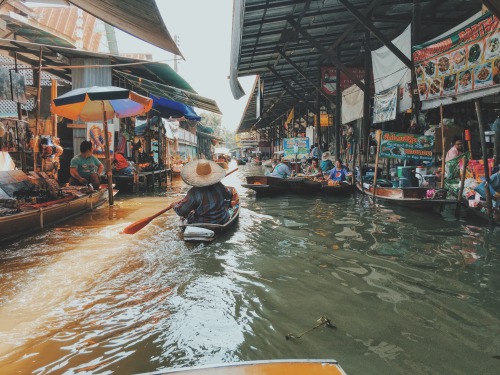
[67,0,183,57]
[150,95,201,121]
[114,71,221,114]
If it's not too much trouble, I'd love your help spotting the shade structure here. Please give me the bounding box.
[150,94,201,121]
[52,86,152,121]
[52,86,153,205]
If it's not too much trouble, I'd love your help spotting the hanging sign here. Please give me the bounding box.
[413,12,500,101]
[379,131,434,161]
[321,66,365,95]
[373,86,398,124]
[283,137,310,160]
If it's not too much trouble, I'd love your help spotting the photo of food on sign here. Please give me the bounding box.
[429,78,442,96]
[458,69,472,91]
[417,136,434,148]
[493,58,500,85]
[418,82,428,97]
[443,74,456,92]
[485,33,500,59]
[438,55,450,75]
[425,60,436,77]
[474,62,492,87]
[415,64,424,80]
[452,49,466,70]
[468,42,482,65]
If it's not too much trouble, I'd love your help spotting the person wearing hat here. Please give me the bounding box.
[271,158,292,179]
[320,152,334,173]
[173,159,232,224]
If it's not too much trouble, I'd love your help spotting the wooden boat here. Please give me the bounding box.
[356,181,456,209]
[138,359,346,374]
[0,185,111,244]
[321,180,354,196]
[180,187,239,242]
[242,175,290,195]
[287,176,323,194]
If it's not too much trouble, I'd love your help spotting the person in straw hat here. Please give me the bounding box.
[173,159,233,224]
[320,151,334,173]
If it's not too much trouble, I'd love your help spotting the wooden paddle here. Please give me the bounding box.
[122,167,239,234]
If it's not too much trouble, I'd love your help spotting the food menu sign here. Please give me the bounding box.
[379,131,434,162]
[413,12,500,101]
[283,137,310,160]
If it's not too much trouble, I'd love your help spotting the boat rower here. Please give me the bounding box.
[173,159,233,225]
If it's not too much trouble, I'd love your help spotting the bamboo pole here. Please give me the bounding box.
[372,130,382,199]
[102,102,114,205]
[51,79,58,137]
[475,99,493,225]
[440,104,446,189]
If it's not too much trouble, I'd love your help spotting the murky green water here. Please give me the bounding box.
[0,162,499,374]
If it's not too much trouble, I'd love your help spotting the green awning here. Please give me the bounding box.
[115,71,222,114]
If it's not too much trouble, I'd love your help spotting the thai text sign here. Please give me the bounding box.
[379,131,434,161]
[283,137,310,160]
[413,12,500,101]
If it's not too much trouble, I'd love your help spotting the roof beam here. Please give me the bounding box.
[372,15,466,25]
[482,0,500,19]
[337,0,413,69]
[276,48,335,106]
[287,17,366,92]
[268,65,316,113]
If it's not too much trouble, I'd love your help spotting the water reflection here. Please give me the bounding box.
[0,164,499,374]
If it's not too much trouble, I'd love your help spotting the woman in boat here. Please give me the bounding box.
[328,159,348,182]
[173,159,232,225]
[320,152,334,173]
[271,158,292,179]
[305,158,323,177]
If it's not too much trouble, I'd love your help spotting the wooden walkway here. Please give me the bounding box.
[112,169,172,193]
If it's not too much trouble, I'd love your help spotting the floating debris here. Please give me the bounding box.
[285,315,336,340]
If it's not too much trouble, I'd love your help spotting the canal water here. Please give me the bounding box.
[0,162,499,374]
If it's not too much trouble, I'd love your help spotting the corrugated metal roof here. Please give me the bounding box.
[231,0,484,133]
[66,0,183,57]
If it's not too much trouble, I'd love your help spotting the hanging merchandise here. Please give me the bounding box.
[341,83,364,124]
[373,86,398,124]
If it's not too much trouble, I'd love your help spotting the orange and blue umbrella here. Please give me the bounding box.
[51,86,152,121]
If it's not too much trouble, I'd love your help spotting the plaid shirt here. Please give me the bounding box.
[174,182,232,224]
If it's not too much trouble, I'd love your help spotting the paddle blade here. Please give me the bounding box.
[122,203,176,234]
[122,216,156,234]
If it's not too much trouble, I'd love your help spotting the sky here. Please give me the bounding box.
[114,0,255,132]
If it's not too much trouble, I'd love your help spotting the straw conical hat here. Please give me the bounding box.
[322,151,331,161]
[181,159,226,187]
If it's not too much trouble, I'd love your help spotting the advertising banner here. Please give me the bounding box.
[283,137,310,160]
[372,24,412,113]
[413,12,500,101]
[87,122,114,157]
[321,66,365,95]
[373,86,398,124]
[379,131,434,161]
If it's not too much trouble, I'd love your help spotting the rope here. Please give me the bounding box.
[285,315,336,340]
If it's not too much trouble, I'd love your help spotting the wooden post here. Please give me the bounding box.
[51,79,58,137]
[102,102,114,205]
[34,47,43,172]
[455,153,468,215]
[372,130,382,199]
[475,99,493,225]
[335,48,342,159]
[440,104,446,188]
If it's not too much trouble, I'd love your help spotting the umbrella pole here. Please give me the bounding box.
[102,102,114,205]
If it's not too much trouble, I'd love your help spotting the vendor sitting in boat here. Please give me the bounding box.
[69,140,103,190]
[270,158,292,179]
[174,159,232,224]
[305,158,323,178]
[320,152,334,173]
[327,159,348,182]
